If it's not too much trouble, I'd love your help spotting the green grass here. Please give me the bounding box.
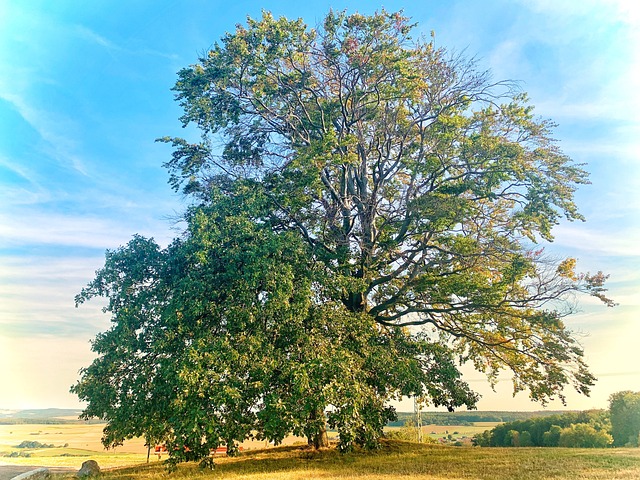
[45,440,640,480]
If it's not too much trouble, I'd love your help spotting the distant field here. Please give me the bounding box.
[408,422,499,438]
[0,423,148,469]
[0,423,312,470]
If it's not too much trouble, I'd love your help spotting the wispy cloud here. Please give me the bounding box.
[0,211,174,250]
[73,24,179,60]
[486,0,640,127]
[553,224,640,258]
[521,0,640,26]
[0,255,110,340]
[0,156,52,205]
[74,25,120,51]
[0,155,38,183]
[0,89,88,176]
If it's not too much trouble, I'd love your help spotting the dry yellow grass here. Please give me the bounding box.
[45,440,640,480]
[0,423,148,469]
[3,424,640,479]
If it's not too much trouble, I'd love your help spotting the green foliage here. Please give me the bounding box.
[609,391,640,447]
[6,451,31,458]
[476,410,611,447]
[506,430,520,447]
[385,419,437,443]
[543,425,562,447]
[75,9,612,466]
[15,440,55,449]
[558,424,612,448]
[390,410,568,427]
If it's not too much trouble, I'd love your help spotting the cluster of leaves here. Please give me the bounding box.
[388,410,577,427]
[473,409,612,448]
[476,392,640,449]
[5,451,31,458]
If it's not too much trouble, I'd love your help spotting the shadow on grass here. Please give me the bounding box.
[50,440,640,480]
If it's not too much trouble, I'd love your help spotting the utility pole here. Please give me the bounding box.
[413,396,423,443]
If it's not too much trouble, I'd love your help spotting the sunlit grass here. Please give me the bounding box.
[0,450,150,469]
[45,440,640,480]
[3,423,639,479]
[0,423,150,469]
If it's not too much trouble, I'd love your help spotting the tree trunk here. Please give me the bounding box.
[313,422,329,449]
[308,409,330,449]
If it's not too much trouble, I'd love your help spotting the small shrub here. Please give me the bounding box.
[15,440,55,449]
[386,420,435,443]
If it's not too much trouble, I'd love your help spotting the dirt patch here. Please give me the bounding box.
[0,465,32,480]
[0,465,75,480]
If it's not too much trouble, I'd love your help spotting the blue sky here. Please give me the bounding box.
[1,0,638,411]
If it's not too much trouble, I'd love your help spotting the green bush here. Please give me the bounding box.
[386,420,436,443]
[558,424,612,448]
[15,440,55,449]
[474,410,612,448]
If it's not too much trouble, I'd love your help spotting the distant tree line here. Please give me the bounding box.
[388,410,572,427]
[473,410,611,447]
[15,440,56,449]
[474,391,640,448]
[0,418,102,425]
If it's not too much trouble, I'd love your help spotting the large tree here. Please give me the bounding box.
[609,391,640,447]
[74,10,613,464]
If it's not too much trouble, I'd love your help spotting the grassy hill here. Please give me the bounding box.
[1,408,574,426]
[0,408,81,419]
[46,440,640,480]
[0,409,99,425]
[389,410,579,427]
[1,419,639,479]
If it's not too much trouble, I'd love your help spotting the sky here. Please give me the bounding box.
[1,0,639,413]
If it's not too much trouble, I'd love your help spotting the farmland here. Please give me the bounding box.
[0,423,148,469]
[1,422,640,479]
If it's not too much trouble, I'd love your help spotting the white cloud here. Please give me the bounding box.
[0,213,127,249]
[486,0,640,128]
[0,210,175,250]
[553,224,640,258]
[522,0,640,26]
[0,156,53,205]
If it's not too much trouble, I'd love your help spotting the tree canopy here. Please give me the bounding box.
[73,10,613,464]
[609,391,640,447]
[474,409,612,447]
